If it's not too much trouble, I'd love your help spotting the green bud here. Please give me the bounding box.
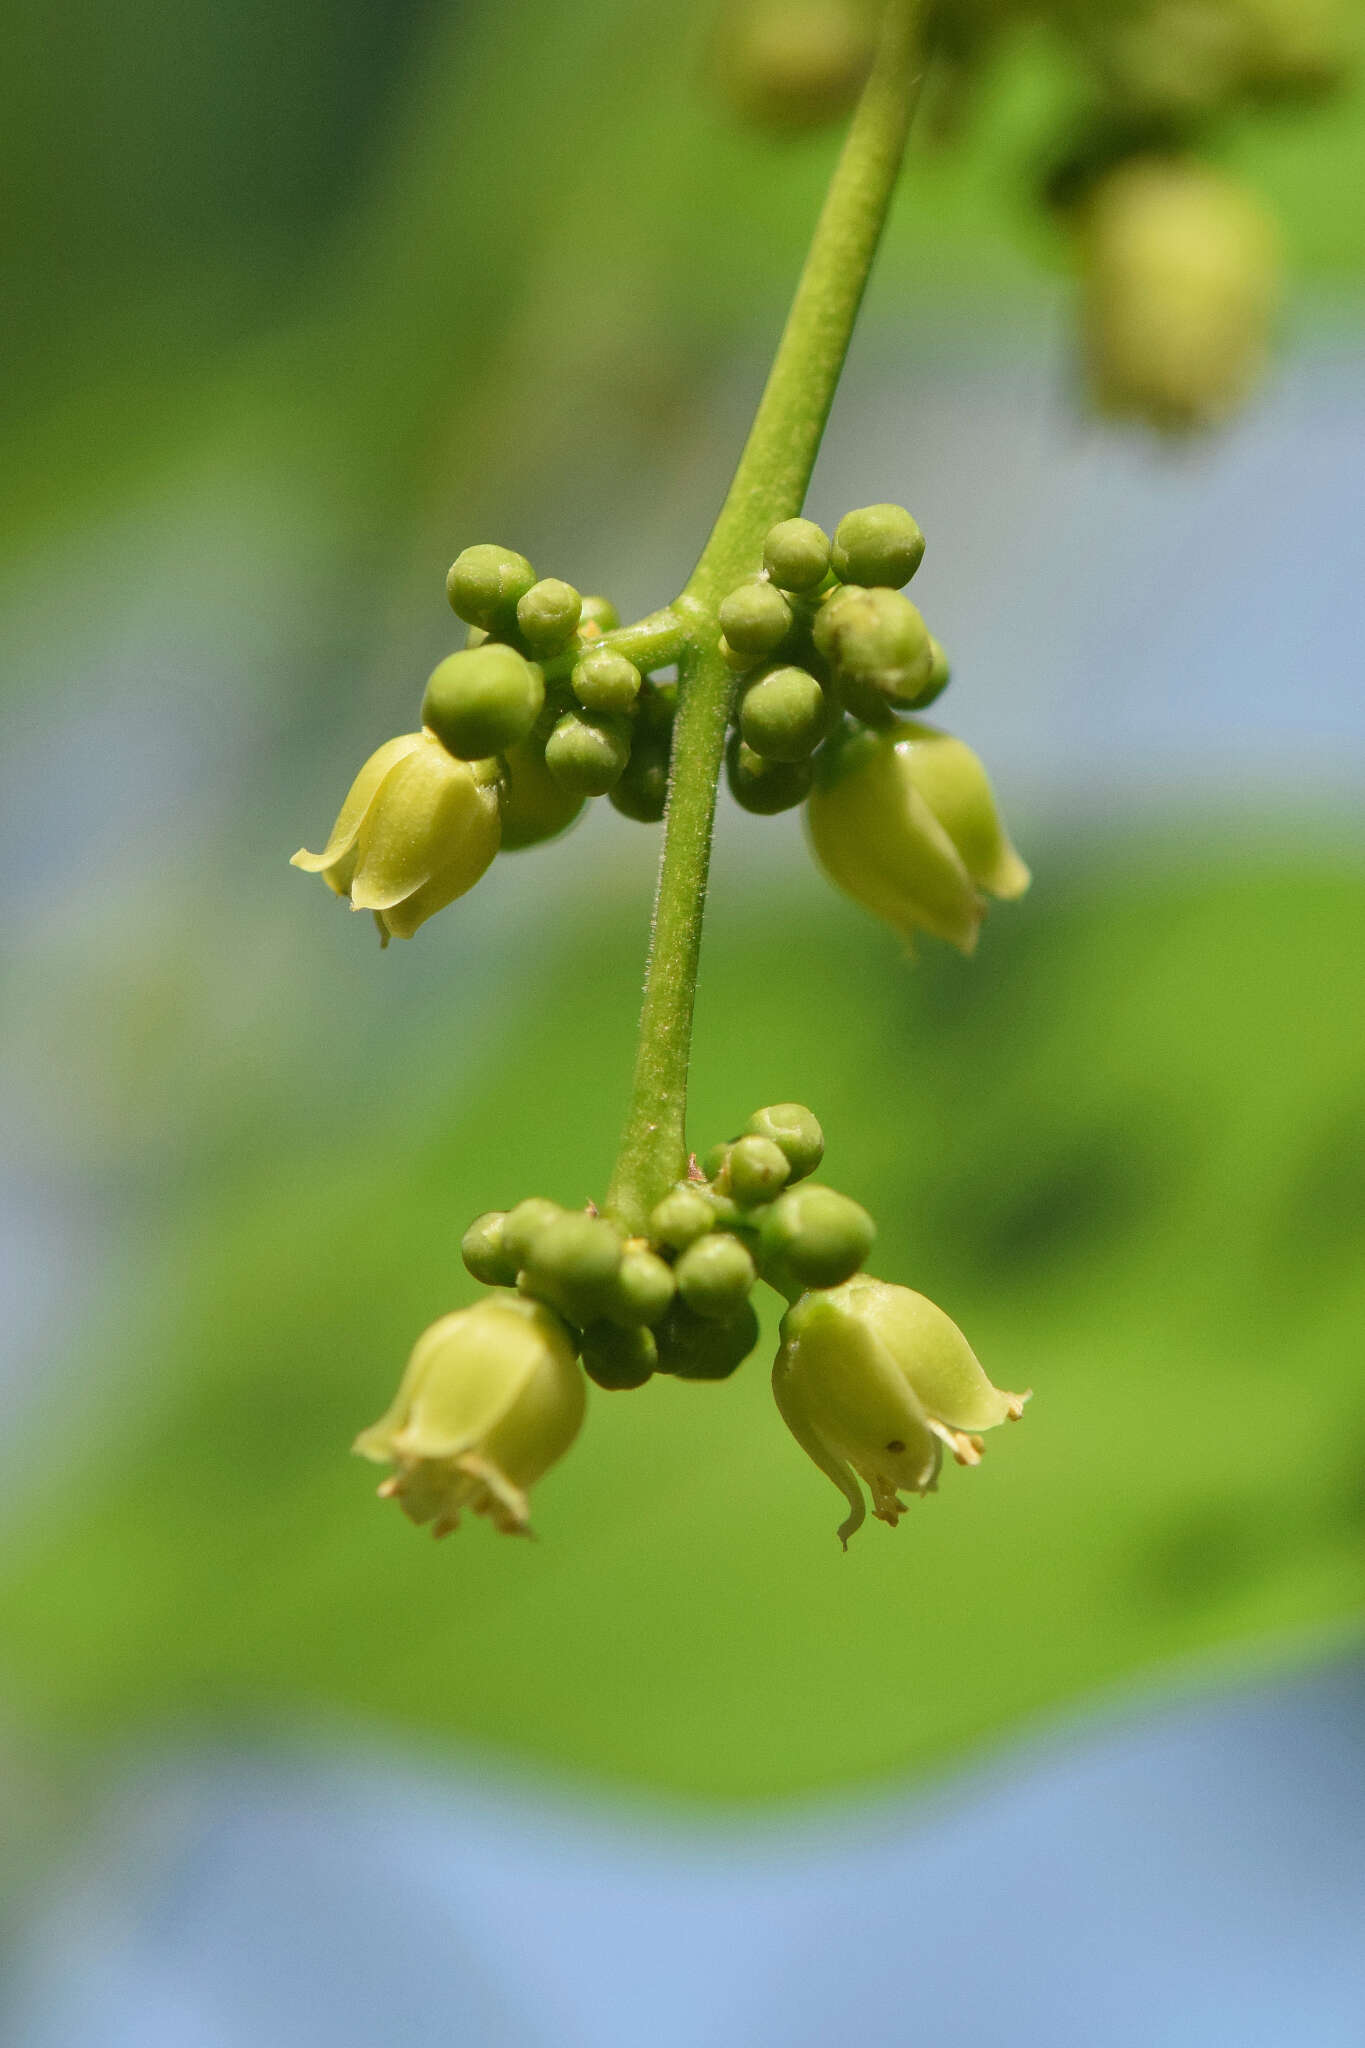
[446,544,537,631]
[719,634,753,673]
[763,517,831,591]
[724,1133,791,1206]
[501,1197,564,1269]
[718,579,794,663]
[609,731,670,824]
[520,1210,623,1327]
[675,1232,757,1320]
[580,1319,657,1390]
[814,585,933,706]
[576,594,621,637]
[759,1182,875,1289]
[831,504,926,588]
[702,1139,735,1180]
[709,0,876,133]
[544,710,631,796]
[516,577,582,655]
[738,665,829,762]
[498,732,585,850]
[913,636,951,711]
[607,1245,677,1327]
[572,648,642,715]
[649,1184,716,1252]
[461,1210,518,1288]
[653,1295,760,1381]
[423,644,545,760]
[725,729,813,815]
[744,1102,824,1182]
[638,678,678,731]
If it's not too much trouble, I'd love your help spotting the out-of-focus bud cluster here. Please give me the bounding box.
[293,543,683,940]
[719,505,1030,953]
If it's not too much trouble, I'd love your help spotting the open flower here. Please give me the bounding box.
[355,1295,585,1537]
[807,720,1029,953]
[772,1276,1028,1544]
[291,730,501,942]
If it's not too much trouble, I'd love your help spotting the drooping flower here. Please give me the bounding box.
[772,1276,1029,1544]
[354,1295,585,1537]
[291,729,501,942]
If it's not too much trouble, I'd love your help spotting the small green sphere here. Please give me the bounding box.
[544,710,631,796]
[739,665,829,762]
[501,1197,564,1269]
[580,1319,656,1390]
[608,1245,677,1327]
[572,648,642,715]
[718,579,793,662]
[675,1232,757,1319]
[909,635,951,710]
[424,644,544,760]
[725,729,813,815]
[701,1138,735,1180]
[521,1210,623,1325]
[461,1210,518,1287]
[759,1183,874,1289]
[726,1133,791,1206]
[744,1102,824,1182]
[609,734,669,824]
[516,577,582,654]
[446,544,537,630]
[653,1296,760,1380]
[813,585,932,704]
[649,1184,716,1252]
[763,517,831,591]
[498,733,585,850]
[576,594,621,636]
[637,678,678,732]
[831,504,926,589]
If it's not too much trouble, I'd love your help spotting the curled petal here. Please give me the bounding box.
[291,733,424,882]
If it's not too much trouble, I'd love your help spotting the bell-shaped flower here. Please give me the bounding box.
[355,1294,585,1536]
[806,720,1029,953]
[772,1276,1028,1545]
[292,730,501,942]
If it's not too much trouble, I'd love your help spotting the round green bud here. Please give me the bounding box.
[544,710,631,796]
[461,1210,518,1287]
[701,1138,735,1180]
[423,644,544,760]
[718,579,793,662]
[907,635,950,711]
[446,544,537,630]
[719,635,752,674]
[649,1184,715,1252]
[744,1102,824,1182]
[725,729,814,815]
[576,594,621,637]
[520,1210,623,1326]
[516,577,582,655]
[580,1319,656,1390]
[674,1232,757,1320]
[763,517,831,592]
[609,734,669,824]
[498,733,585,850]
[638,678,678,731]
[738,665,829,762]
[759,1182,875,1289]
[726,1133,791,1206]
[831,504,925,589]
[813,585,933,705]
[501,1197,564,1269]
[572,648,642,715]
[653,1296,760,1381]
[608,1245,677,1327]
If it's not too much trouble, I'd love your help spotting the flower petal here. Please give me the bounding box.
[291,733,424,879]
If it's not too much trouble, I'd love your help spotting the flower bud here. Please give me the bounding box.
[1079,155,1281,433]
[516,577,582,654]
[739,665,830,762]
[545,710,631,796]
[831,503,925,588]
[575,595,621,640]
[461,1210,518,1288]
[718,579,794,662]
[759,1182,874,1289]
[498,733,585,850]
[807,720,1028,954]
[649,1185,715,1252]
[710,0,876,132]
[744,1102,824,1182]
[725,1133,791,1206]
[609,730,670,824]
[772,1276,1028,1543]
[423,644,545,760]
[675,1231,757,1320]
[355,1294,585,1537]
[579,1319,657,1390]
[291,730,501,942]
[653,1295,760,1380]
[446,544,537,632]
[501,1197,564,1269]
[519,1210,623,1327]
[813,585,933,706]
[607,1245,677,1326]
[572,648,643,715]
[763,517,831,591]
[725,729,813,815]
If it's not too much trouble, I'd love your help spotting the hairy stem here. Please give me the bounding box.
[605,0,926,1233]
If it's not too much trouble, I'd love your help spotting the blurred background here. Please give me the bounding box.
[2,0,1363,2041]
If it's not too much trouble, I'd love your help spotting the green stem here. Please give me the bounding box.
[605,0,926,1234]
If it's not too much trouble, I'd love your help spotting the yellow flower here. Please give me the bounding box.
[806,720,1029,953]
[355,1295,585,1537]
[291,730,501,942]
[772,1276,1028,1544]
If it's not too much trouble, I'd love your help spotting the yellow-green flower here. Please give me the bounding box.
[291,730,501,942]
[772,1276,1028,1544]
[355,1295,585,1537]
